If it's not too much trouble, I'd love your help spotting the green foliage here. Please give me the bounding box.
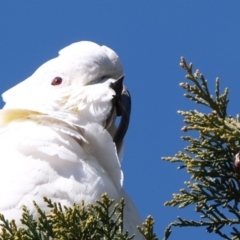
[0,194,158,240]
[163,57,240,240]
[137,216,158,240]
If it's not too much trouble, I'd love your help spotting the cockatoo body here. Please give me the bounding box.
[0,41,143,238]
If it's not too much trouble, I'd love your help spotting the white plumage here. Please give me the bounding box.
[0,41,143,238]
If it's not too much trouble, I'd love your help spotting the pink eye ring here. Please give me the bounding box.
[51,77,62,86]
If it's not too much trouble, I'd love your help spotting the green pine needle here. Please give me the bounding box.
[163,57,240,240]
[0,194,158,240]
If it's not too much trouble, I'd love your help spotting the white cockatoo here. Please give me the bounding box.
[0,41,143,238]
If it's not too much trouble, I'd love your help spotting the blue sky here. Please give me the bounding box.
[1,2,240,239]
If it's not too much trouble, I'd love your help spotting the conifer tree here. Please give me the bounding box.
[164,57,240,240]
[0,194,158,240]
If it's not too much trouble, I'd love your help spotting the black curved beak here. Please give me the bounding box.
[110,76,131,153]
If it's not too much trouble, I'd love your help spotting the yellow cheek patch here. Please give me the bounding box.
[0,109,41,125]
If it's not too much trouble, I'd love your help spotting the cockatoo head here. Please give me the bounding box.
[2,41,131,150]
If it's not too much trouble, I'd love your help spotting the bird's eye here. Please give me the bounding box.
[51,77,62,86]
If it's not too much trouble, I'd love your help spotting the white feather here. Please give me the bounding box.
[0,41,143,238]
